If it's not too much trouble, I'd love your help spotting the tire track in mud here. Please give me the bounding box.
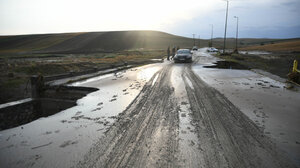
[182,65,295,168]
[77,65,180,168]
[77,56,295,168]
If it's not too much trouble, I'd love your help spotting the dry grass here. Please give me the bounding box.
[0,49,165,103]
[241,40,300,52]
[0,33,82,54]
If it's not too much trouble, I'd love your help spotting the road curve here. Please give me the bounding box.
[77,54,295,168]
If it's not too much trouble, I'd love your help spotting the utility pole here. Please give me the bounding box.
[223,0,229,54]
[192,34,195,46]
[210,24,213,47]
[198,35,201,48]
[234,16,239,53]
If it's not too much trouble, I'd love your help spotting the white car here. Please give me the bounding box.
[207,47,219,52]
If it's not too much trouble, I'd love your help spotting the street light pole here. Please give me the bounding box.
[234,16,239,53]
[210,24,213,47]
[192,34,195,46]
[223,0,229,54]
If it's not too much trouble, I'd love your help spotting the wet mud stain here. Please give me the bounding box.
[59,140,78,148]
[92,107,102,112]
[42,131,52,135]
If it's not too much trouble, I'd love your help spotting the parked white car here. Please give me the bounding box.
[207,47,219,52]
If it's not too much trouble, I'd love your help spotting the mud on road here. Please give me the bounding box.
[77,56,295,167]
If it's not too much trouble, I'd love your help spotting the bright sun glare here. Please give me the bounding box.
[0,0,217,34]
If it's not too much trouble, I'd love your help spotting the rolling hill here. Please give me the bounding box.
[0,31,198,54]
[0,30,298,55]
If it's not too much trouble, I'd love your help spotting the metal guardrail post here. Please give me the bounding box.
[292,60,299,73]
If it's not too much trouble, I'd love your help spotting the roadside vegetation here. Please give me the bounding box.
[215,39,300,81]
[241,39,300,52]
[0,50,164,104]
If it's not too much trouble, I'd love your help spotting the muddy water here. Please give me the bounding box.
[240,51,271,55]
[204,60,249,70]
[171,64,203,167]
[0,49,299,168]
[0,63,163,168]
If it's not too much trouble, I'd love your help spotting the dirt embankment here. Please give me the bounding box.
[216,51,300,79]
[77,61,295,168]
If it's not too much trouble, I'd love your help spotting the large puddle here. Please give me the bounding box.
[204,60,249,70]
[0,86,98,131]
[0,63,163,168]
[0,99,76,131]
[240,51,271,55]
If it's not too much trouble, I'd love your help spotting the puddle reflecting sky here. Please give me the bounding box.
[0,63,163,168]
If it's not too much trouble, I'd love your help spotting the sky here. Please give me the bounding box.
[0,0,299,39]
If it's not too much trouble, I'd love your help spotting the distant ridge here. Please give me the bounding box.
[0,30,296,54]
[0,31,196,54]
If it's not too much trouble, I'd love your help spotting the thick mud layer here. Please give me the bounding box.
[182,66,293,168]
[78,65,180,167]
[76,57,295,168]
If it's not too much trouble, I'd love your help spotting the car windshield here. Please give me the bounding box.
[177,50,190,54]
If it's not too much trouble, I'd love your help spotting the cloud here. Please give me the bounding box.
[281,0,300,6]
[0,0,299,38]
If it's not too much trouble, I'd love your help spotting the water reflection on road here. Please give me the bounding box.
[0,48,299,167]
[0,63,163,168]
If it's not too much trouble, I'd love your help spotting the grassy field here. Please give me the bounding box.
[216,39,300,81]
[0,50,165,104]
[240,39,300,52]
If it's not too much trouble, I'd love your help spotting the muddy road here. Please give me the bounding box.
[77,54,294,167]
[0,49,298,168]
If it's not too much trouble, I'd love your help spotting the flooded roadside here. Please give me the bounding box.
[203,60,249,70]
[0,63,163,168]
